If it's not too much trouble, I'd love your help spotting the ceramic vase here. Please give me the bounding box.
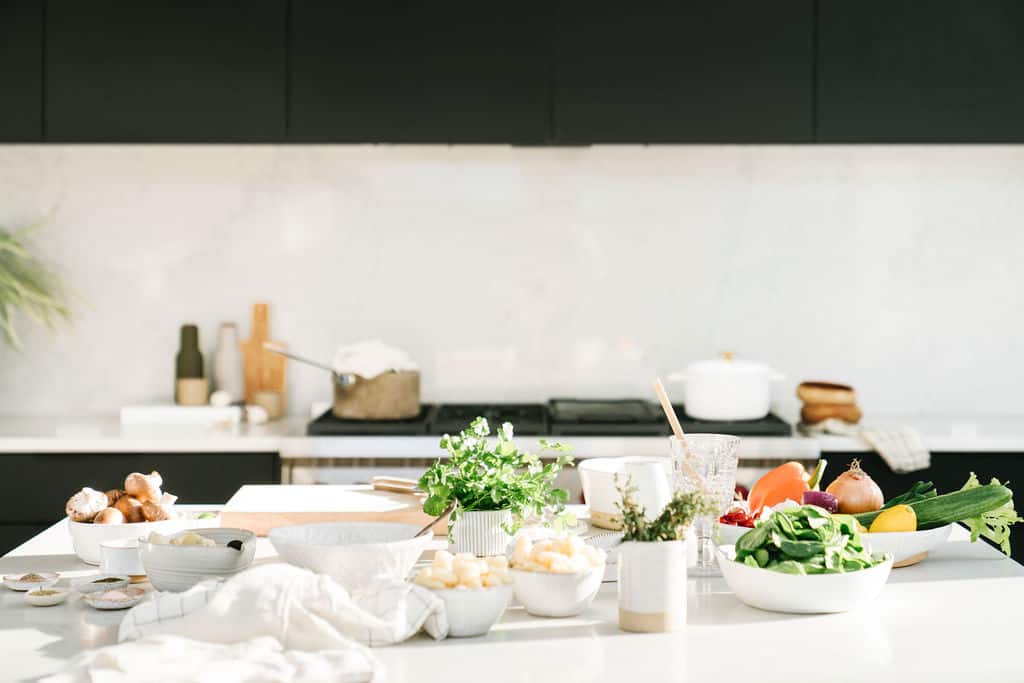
[449,509,513,556]
[618,539,687,633]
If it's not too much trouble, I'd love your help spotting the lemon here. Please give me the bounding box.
[869,504,917,533]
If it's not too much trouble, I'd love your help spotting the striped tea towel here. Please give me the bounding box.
[800,418,931,473]
[43,563,447,683]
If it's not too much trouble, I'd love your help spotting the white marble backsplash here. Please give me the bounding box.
[0,144,1021,418]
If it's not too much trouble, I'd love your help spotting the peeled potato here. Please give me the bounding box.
[114,495,145,523]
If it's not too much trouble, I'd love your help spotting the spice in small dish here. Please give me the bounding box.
[29,589,61,596]
[18,573,48,582]
[92,576,124,584]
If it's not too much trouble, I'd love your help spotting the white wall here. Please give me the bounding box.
[0,144,1021,418]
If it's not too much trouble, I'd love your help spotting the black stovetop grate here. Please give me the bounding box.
[429,403,547,436]
[307,405,435,436]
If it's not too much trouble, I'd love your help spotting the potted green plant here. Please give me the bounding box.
[616,480,710,633]
[419,417,573,556]
[0,227,69,347]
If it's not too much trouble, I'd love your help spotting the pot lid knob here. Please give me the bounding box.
[719,351,736,363]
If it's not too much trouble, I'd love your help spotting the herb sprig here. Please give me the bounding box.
[616,478,711,542]
[419,417,573,536]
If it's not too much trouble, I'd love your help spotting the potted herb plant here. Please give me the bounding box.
[419,417,573,556]
[0,227,69,347]
[616,480,710,633]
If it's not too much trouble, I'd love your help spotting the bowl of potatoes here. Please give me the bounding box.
[413,551,513,637]
[509,535,606,618]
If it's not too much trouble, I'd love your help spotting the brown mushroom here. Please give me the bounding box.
[94,507,125,525]
[124,471,162,503]
[114,495,146,523]
[65,487,109,523]
[141,501,171,522]
[105,489,126,507]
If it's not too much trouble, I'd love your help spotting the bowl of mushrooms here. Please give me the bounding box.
[66,471,192,565]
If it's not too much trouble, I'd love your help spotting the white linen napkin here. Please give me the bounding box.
[799,418,931,473]
[332,339,418,379]
[42,564,447,683]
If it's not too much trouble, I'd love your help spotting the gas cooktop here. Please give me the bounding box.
[306,400,791,437]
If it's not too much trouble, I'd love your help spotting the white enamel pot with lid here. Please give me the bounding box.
[669,352,784,421]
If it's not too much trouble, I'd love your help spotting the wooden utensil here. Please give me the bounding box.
[652,378,708,494]
[240,303,287,407]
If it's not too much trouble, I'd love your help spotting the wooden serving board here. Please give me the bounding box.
[240,302,288,407]
[220,485,447,537]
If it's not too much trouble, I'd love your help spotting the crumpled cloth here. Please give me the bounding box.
[800,418,931,473]
[332,340,418,380]
[42,564,447,683]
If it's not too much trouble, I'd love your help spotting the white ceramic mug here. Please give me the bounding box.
[622,458,672,520]
[99,538,145,577]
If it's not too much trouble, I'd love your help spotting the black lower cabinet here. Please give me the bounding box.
[0,452,280,555]
[823,452,1024,564]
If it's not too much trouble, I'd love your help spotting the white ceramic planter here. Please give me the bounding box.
[449,509,513,556]
[618,540,687,633]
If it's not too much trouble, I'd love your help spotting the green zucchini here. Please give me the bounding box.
[854,483,1012,529]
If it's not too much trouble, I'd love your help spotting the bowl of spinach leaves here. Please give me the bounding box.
[716,505,893,614]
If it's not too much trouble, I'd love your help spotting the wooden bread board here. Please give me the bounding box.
[220,485,448,537]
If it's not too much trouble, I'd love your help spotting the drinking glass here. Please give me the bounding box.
[670,433,740,576]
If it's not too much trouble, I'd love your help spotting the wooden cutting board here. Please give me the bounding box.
[220,485,447,537]
[240,302,288,407]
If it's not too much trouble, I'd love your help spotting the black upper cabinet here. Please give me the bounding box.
[289,2,550,144]
[553,1,815,143]
[0,0,43,142]
[45,1,286,142]
[819,2,1024,143]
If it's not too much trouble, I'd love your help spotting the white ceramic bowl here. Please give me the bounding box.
[83,586,147,610]
[510,564,604,618]
[578,457,673,530]
[433,584,512,637]
[73,575,130,594]
[140,528,256,592]
[716,521,754,547]
[269,522,431,590]
[69,517,190,565]
[863,524,953,566]
[25,588,69,607]
[3,572,60,592]
[716,545,893,614]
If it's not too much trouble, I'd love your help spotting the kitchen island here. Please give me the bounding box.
[3,517,1022,682]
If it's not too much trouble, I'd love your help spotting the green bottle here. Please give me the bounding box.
[176,324,203,379]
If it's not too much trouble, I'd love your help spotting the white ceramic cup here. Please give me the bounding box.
[99,538,145,577]
[622,459,672,520]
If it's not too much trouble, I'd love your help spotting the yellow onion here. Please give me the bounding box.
[825,460,884,514]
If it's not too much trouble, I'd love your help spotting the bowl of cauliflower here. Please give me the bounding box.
[509,535,606,618]
[413,550,513,637]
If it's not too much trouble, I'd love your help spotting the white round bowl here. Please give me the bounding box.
[3,572,60,592]
[433,584,512,637]
[25,588,69,607]
[715,521,754,547]
[140,528,256,592]
[83,586,147,610]
[69,517,190,565]
[510,564,604,618]
[269,522,431,590]
[863,524,953,566]
[716,545,893,614]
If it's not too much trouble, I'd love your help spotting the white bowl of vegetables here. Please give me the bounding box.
[717,505,893,614]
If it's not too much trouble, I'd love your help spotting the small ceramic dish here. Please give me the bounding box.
[3,572,60,592]
[510,564,605,617]
[431,584,513,637]
[25,587,70,607]
[73,575,131,594]
[83,586,147,610]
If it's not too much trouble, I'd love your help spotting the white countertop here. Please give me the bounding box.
[3,515,1023,682]
[0,414,1022,459]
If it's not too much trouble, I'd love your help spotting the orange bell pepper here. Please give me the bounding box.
[747,461,810,515]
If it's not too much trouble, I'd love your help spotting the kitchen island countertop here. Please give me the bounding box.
[0,414,1022,459]
[2,514,1022,682]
